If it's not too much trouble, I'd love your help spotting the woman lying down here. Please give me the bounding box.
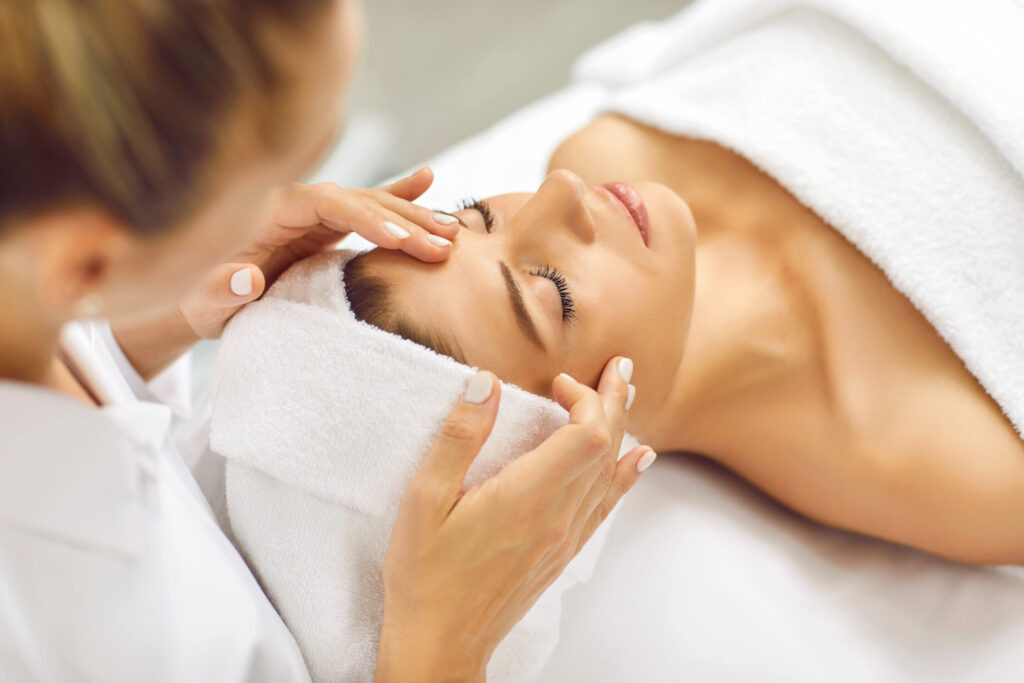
[211,5,1024,682]
[342,123,1024,567]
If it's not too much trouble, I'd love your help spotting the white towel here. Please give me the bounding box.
[210,250,628,682]
[575,0,1024,438]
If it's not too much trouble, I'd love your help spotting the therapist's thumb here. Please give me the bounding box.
[413,371,500,516]
[181,263,266,339]
[193,262,266,307]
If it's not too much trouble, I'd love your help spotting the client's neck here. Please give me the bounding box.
[637,165,821,458]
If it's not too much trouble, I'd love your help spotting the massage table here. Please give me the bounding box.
[321,15,1024,677]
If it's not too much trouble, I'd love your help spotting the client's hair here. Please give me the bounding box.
[344,253,465,363]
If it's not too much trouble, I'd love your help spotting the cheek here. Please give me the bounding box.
[569,260,691,395]
[484,346,558,397]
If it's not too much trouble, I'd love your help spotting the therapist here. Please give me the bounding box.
[0,0,652,681]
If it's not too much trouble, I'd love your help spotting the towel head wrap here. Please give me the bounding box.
[211,248,626,682]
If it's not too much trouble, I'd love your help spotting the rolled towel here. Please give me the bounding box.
[210,249,629,682]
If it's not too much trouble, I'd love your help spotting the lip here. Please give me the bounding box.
[600,182,650,247]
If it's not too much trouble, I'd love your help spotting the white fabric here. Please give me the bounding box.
[543,455,1024,682]
[342,1,1024,680]
[0,335,310,681]
[210,249,633,683]
[76,320,227,526]
[66,319,194,419]
[583,0,1024,438]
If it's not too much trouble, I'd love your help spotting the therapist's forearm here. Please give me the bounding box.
[112,308,199,381]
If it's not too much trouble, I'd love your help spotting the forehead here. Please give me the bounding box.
[355,211,551,392]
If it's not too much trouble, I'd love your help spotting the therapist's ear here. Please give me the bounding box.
[22,207,133,320]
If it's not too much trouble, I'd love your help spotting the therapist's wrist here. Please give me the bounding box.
[112,307,200,381]
[375,624,487,683]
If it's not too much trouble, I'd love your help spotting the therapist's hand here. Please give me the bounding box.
[375,358,655,683]
[113,167,458,379]
[179,166,457,339]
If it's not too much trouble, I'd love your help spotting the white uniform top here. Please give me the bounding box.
[0,322,311,682]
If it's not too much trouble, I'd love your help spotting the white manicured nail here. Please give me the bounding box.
[618,357,634,383]
[464,371,494,404]
[433,212,458,225]
[559,372,577,383]
[427,234,452,247]
[636,449,657,473]
[230,268,252,296]
[384,221,410,240]
[626,384,636,410]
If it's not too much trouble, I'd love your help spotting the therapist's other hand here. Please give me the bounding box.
[375,359,654,683]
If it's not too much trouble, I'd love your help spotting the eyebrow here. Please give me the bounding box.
[499,261,546,353]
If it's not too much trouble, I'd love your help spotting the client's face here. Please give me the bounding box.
[350,169,697,432]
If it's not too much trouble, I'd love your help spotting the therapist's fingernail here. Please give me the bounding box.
[636,449,657,473]
[464,371,494,404]
[384,221,410,240]
[427,234,452,247]
[626,384,636,410]
[230,268,253,296]
[559,372,578,384]
[618,357,634,383]
[433,212,458,225]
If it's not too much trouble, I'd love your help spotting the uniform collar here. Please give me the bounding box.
[0,382,170,559]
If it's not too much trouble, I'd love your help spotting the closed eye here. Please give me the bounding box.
[457,197,496,233]
[533,264,577,322]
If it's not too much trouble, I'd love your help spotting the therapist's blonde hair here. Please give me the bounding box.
[0,0,330,233]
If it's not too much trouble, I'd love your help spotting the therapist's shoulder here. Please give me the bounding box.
[0,384,312,683]
[0,382,150,560]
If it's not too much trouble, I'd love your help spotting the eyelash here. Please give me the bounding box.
[456,197,576,323]
[533,264,577,322]
[458,197,495,233]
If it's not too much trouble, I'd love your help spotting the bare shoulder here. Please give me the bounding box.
[548,114,674,183]
[797,220,1024,564]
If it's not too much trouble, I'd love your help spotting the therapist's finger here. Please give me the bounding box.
[575,446,655,549]
[371,189,461,242]
[377,167,460,241]
[500,374,614,501]
[302,187,452,261]
[407,371,501,524]
[368,205,454,263]
[571,357,633,497]
[379,166,434,202]
[596,357,632,453]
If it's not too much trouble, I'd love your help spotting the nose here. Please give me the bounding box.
[527,169,596,244]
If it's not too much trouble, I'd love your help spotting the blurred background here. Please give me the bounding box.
[316,0,693,186]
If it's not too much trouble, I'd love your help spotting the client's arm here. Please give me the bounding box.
[723,373,1024,566]
[376,361,655,682]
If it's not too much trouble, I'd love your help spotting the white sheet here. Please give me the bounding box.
[333,7,1024,681]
